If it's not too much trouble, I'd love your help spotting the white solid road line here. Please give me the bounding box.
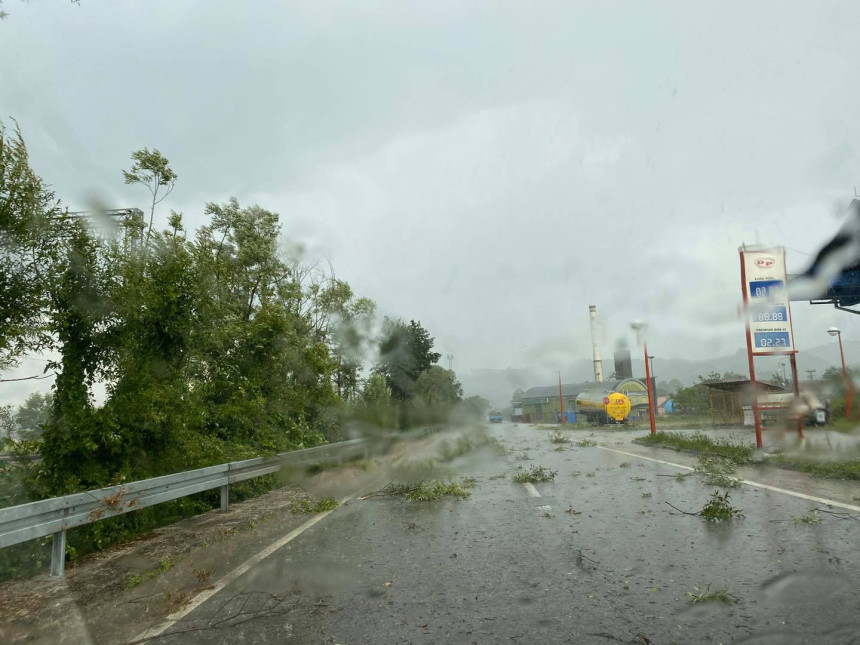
[598,446,860,513]
[523,482,541,497]
[129,492,355,644]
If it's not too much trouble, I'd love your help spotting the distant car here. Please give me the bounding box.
[488,411,504,423]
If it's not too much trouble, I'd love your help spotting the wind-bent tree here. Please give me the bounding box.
[122,147,177,244]
[0,122,61,371]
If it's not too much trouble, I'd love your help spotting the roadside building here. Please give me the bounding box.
[512,382,592,423]
[700,378,788,426]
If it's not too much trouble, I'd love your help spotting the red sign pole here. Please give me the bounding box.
[643,341,657,435]
[740,249,764,449]
[789,353,804,439]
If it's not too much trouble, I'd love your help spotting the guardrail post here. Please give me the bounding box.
[50,530,66,577]
[220,484,229,513]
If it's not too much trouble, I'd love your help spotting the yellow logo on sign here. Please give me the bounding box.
[605,393,631,421]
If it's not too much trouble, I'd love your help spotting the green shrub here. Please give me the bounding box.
[512,466,558,483]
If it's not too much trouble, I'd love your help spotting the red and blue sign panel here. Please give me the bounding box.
[741,249,795,355]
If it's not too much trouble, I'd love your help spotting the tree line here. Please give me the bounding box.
[1,123,486,503]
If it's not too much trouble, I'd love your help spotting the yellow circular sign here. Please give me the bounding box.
[605,392,631,421]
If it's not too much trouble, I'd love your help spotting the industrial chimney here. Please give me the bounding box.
[589,305,603,383]
[614,339,632,380]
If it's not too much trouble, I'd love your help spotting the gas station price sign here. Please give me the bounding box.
[741,248,795,355]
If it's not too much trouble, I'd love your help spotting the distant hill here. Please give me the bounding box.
[458,341,859,408]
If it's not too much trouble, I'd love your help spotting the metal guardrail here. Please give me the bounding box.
[0,439,368,576]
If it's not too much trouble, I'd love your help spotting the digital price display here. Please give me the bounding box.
[748,280,784,299]
[756,306,788,323]
[753,331,791,348]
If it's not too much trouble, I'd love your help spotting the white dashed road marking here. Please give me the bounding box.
[523,482,541,497]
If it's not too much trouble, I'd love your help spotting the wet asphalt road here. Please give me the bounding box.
[144,424,860,644]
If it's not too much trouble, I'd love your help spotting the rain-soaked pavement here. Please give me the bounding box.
[142,423,860,644]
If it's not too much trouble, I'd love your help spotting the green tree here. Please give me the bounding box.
[290,266,376,400]
[673,383,710,415]
[362,372,392,404]
[191,197,339,447]
[123,148,178,244]
[41,220,113,490]
[414,366,463,406]
[821,365,856,387]
[402,365,463,426]
[374,319,441,400]
[0,122,61,370]
[15,392,52,439]
[94,216,201,478]
[0,404,16,441]
[458,395,490,420]
[355,372,397,428]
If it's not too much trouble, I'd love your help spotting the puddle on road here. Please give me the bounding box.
[759,571,850,606]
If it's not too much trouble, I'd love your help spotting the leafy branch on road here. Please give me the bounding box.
[694,456,742,489]
[549,431,570,444]
[687,585,737,604]
[512,465,557,483]
[359,477,475,501]
[290,494,339,513]
[792,512,822,525]
[665,491,744,522]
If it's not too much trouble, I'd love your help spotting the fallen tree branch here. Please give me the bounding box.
[812,507,860,521]
[664,501,699,516]
[359,482,417,500]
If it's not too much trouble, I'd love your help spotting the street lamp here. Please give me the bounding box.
[828,327,853,419]
[631,321,657,435]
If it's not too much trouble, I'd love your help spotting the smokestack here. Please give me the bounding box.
[589,305,603,383]
[614,339,632,379]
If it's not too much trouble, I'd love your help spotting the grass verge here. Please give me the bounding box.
[638,432,754,463]
[768,454,860,481]
[636,432,860,480]
[641,432,860,482]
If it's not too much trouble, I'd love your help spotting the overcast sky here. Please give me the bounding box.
[4,0,860,392]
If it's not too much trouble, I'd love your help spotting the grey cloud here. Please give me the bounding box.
[2,0,860,381]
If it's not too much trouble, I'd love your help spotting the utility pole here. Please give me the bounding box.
[446,354,454,371]
[558,370,565,425]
